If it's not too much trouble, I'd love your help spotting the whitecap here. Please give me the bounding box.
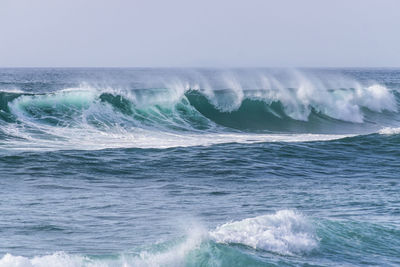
[378,127,400,135]
[209,210,318,255]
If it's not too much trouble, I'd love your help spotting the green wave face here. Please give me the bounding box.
[2,90,215,132]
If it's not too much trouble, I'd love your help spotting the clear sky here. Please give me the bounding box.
[0,0,399,67]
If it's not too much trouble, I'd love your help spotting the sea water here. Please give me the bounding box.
[0,68,399,266]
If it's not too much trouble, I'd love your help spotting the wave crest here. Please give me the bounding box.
[379,127,400,135]
[209,210,318,255]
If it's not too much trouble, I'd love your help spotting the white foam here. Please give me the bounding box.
[0,252,91,267]
[0,229,206,267]
[0,126,354,151]
[209,210,318,255]
[0,88,25,93]
[378,127,400,135]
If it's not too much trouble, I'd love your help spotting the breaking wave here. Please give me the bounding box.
[3,209,398,266]
[0,210,318,267]
[0,70,399,150]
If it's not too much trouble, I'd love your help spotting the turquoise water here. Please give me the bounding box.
[0,68,399,266]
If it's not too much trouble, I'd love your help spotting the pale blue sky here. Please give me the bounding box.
[0,0,399,67]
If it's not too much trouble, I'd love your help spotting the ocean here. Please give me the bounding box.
[0,68,399,266]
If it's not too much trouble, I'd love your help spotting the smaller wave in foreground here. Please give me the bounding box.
[0,210,316,267]
[2,209,400,266]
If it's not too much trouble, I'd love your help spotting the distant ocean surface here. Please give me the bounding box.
[0,68,399,267]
